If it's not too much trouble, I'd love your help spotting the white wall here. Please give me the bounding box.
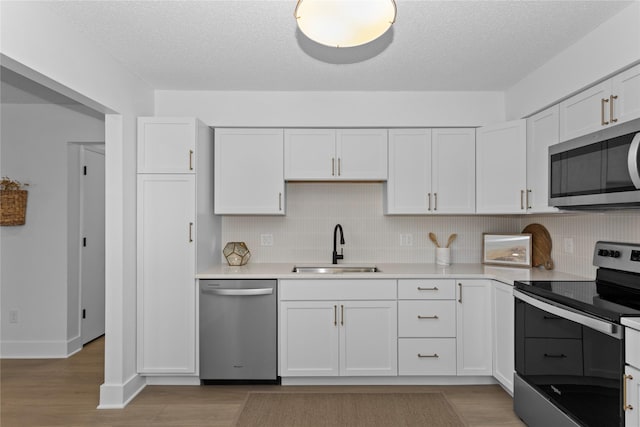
[1,2,154,408]
[155,90,505,127]
[506,2,640,119]
[0,103,104,357]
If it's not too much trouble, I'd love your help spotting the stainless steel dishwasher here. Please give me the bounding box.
[199,279,278,384]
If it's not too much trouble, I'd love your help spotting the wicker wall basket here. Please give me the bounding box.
[0,190,28,226]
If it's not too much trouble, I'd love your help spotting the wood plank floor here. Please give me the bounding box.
[1,337,525,426]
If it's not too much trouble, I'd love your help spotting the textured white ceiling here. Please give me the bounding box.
[35,1,637,91]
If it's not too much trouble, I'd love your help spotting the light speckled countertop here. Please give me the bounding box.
[622,317,640,330]
[196,262,589,285]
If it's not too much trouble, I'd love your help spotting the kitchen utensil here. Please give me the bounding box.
[445,233,457,248]
[521,223,554,270]
[428,232,440,248]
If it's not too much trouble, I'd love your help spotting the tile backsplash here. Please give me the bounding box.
[222,183,640,279]
[222,183,521,265]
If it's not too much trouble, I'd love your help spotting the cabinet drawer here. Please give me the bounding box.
[398,300,456,338]
[279,279,396,301]
[399,338,456,375]
[524,338,583,376]
[627,327,640,369]
[398,279,456,300]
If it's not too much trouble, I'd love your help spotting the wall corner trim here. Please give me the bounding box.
[97,374,146,409]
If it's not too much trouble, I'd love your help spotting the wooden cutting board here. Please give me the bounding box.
[522,223,554,270]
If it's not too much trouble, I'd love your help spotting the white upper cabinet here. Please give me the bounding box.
[284,129,336,180]
[476,120,527,214]
[284,128,388,181]
[526,105,559,213]
[386,129,432,214]
[138,117,197,174]
[432,128,476,214]
[336,129,388,180]
[386,128,475,214]
[559,63,640,142]
[214,128,285,215]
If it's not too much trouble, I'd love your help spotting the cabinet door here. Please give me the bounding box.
[386,129,431,214]
[526,106,559,213]
[284,129,336,180]
[456,280,493,376]
[492,281,514,394]
[137,174,196,374]
[613,63,640,126]
[626,365,639,427]
[137,117,196,173]
[476,120,527,214]
[559,80,612,142]
[340,300,397,376]
[336,129,388,180]
[432,128,476,214]
[214,128,285,215]
[279,301,339,376]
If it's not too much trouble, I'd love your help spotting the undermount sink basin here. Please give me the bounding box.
[291,266,381,274]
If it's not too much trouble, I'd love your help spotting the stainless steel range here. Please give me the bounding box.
[514,241,640,427]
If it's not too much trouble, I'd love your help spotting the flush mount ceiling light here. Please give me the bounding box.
[295,0,397,48]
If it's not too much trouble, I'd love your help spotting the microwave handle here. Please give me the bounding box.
[629,133,640,189]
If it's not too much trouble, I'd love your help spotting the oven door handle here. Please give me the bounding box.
[514,290,622,339]
[628,133,640,189]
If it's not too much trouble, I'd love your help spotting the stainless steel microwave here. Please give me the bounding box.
[549,117,640,209]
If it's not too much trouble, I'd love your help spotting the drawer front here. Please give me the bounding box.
[398,300,456,338]
[627,327,640,369]
[524,303,582,339]
[399,338,457,375]
[524,338,583,376]
[398,279,456,300]
[279,279,396,301]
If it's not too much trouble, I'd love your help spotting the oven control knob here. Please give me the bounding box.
[612,250,621,258]
[599,249,610,257]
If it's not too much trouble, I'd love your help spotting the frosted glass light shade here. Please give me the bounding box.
[295,0,397,48]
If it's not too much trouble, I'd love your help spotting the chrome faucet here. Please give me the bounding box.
[332,224,345,264]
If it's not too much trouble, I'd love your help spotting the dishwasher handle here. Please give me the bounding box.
[202,287,273,296]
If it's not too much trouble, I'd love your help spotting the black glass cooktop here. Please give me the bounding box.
[515,279,640,323]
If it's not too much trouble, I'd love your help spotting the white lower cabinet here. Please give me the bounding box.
[456,280,493,376]
[626,326,640,427]
[492,281,514,393]
[279,280,397,377]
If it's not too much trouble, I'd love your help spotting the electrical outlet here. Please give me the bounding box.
[9,309,18,324]
[564,237,574,254]
[260,234,273,246]
[400,234,413,246]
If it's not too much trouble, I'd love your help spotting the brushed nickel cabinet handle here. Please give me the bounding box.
[189,222,194,242]
[624,374,634,411]
[334,305,337,326]
[526,189,531,209]
[610,94,618,123]
[427,193,432,211]
[279,193,282,211]
[338,158,341,176]
[434,193,438,211]
[602,98,610,125]
[332,158,335,176]
[341,304,344,326]
[417,286,439,291]
[189,150,194,171]
[458,283,462,303]
[418,353,439,358]
[417,315,439,319]
[520,190,525,210]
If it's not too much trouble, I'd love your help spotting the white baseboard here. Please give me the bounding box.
[0,338,83,358]
[98,374,146,409]
[145,375,200,385]
[281,376,497,386]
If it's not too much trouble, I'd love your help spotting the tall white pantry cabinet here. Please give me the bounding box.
[136,117,220,375]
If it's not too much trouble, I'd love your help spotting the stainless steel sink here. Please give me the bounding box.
[291,266,381,274]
